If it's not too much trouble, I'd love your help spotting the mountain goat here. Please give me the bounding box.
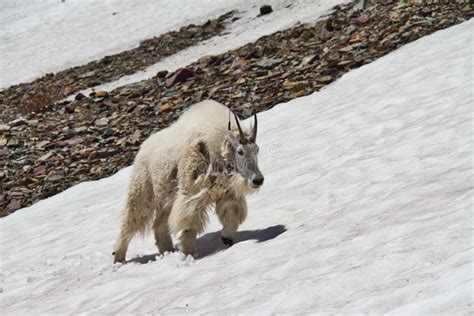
[113,100,264,263]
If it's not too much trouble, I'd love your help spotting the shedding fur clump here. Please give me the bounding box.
[113,100,263,263]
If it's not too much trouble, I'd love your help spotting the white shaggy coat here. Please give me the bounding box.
[113,100,259,262]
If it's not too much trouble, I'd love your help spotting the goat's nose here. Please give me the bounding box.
[252,177,264,186]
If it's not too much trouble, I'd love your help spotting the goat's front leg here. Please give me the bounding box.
[169,140,213,256]
[168,193,207,256]
[216,195,248,247]
[179,229,197,255]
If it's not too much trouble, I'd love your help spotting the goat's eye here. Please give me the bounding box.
[237,149,244,156]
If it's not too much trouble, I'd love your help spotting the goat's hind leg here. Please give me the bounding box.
[113,215,134,263]
[113,174,154,263]
[153,208,174,253]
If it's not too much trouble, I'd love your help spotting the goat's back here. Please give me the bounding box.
[137,100,232,165]
[174,99,231,132]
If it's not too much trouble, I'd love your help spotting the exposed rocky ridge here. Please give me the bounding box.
[1,0,471,216]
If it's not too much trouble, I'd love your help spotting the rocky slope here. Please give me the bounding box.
[0,11,235,120]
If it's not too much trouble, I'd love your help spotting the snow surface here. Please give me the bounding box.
[0,0,342,89]
[1,19,473,314]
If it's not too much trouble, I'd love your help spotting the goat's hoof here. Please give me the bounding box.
[113,251,126,264]
[221,236,234,247]
[113,258,125,264]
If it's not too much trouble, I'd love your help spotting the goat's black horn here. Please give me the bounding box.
[234,113,247,144]
[251,112,257,142]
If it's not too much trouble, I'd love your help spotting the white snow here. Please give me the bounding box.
[0,0,342,89]
[1,19,472,314]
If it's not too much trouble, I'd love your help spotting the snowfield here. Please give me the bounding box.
[0,0,342,88]
[1,19,473,316]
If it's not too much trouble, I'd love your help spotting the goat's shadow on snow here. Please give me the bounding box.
[127,224,286,264]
